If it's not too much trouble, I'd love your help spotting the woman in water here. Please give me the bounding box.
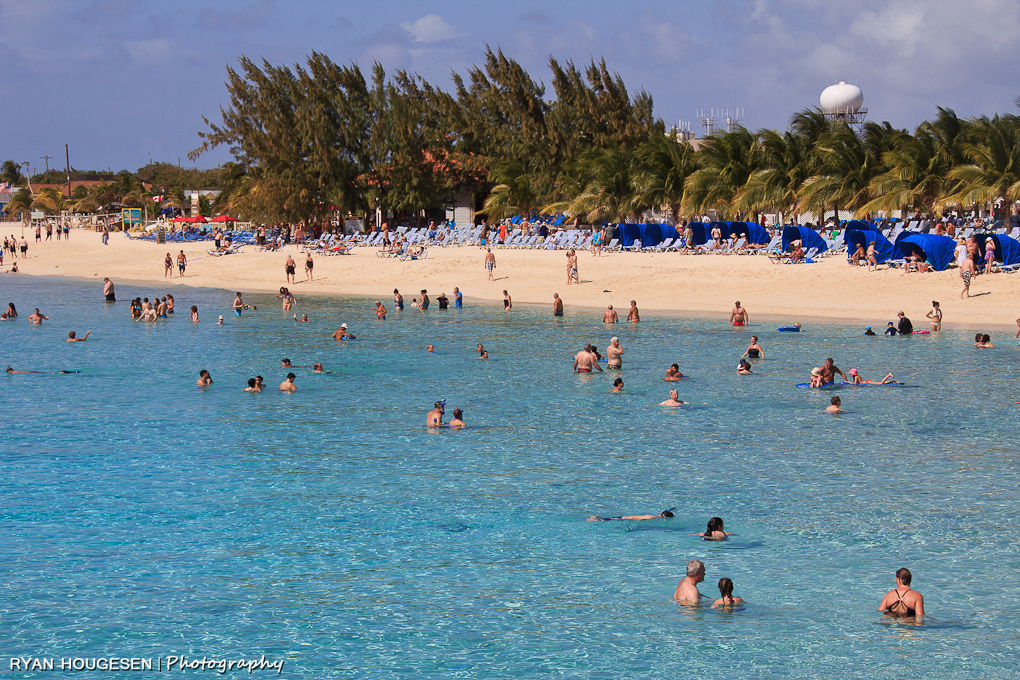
[697,517,735,540]
[711,578,744,608]
[664,364,684,381]
[741,336,765,359]
[394,289,404,311]
[503,290,512,311]
[448,408,465,429]
[608,377,624,393]
[166,294,175,314]
[5,302,16,317]
[926,301,941,331]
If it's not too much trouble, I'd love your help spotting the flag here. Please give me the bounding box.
[152,195,164,202]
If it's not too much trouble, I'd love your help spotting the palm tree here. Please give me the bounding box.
[632,134,699,223]
[682,127,758,216]
[480,160,545,221]
[2,160,23,186]
[799,123,893,220]
[942,115,1020,220]
[5,188,31,218]
[32,187,66,215]
[733,129,814,221]
[566,148,640,222]
[862,127,950,217]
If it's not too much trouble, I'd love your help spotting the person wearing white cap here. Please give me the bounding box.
[216,315,224,325]
[332,323,355,340]
[606,337,624,369]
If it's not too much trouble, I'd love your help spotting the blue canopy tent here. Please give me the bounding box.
[687,222,709,246]
[846,229,895,264]
[844,219,874,233]
[781,226,828,255]
[895,234,958,271]
[640,223,679,247]
[707,221,730,240]
[619,223,642,247]
[974,233,1020,266]
[727,221,770,245]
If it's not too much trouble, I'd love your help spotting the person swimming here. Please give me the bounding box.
[697,517,734,540]
[711,578,744,608]
[737,359,753,375]
[657,389,685,406]
[448,408,465,429]
[664,364,684,381]
[587,508,675,522]
[608,377,624,392]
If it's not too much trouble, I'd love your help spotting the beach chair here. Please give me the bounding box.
[399,245,428,261]
[652,237,675,252]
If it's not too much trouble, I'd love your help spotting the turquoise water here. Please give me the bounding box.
[3,276,1020,678]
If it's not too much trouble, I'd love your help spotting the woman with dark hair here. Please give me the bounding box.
[5,302,16,317]
[712,578,744,608]
[697,517,735,540]
[608,377,624,393]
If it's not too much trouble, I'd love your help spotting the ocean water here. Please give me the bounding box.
[2,275,1020,679]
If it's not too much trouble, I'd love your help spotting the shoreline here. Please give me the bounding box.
[6,226,1020,332]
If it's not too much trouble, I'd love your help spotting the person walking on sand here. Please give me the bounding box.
[103,278,116,302]
[602,305,618,323]
[673,560,705,604]
[566,250,578,285]
[305,253,314,281]
[961,253,976,298]
[627,300,640,322]
[730,301,748,326]
[553,293,564,317]
[285,254,296,284]
[164,253,173,278]
[483,248,497,280]
[176,250,187,277]
[866,243,877,271]
[926,301,942,331]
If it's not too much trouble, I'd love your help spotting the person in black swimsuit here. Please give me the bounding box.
[742,336,764,359]
[878,568,925,619]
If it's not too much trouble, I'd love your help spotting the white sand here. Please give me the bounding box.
[4,224,1018,330]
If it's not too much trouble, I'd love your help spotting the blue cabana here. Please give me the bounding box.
[618,223,679,248]
[781,226,828,255]
[687,222,709,246]
[844,219,874,233]
[974,233,1020,266]
[619,223,642,247]
[708,221,729,240]
[727,221,770,245]
[846,229,895,264]
[896,234,958,271]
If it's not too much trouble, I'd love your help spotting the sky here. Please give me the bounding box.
[2,0,1018,174]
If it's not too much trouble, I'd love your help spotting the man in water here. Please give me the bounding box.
[233,292,244,316]
[553,293,563,317]
[573,344,602,373]
[826,396,842,413]
[819,357,848,384]
[333,323,355,340]
[374,301,386,320]
[426,344,435,352]
[279,373,297,391]
[897,311,913,335]
[453,287,463,308]
[587,508,674,522]
[673,560,706,604]
[606,337,624,369]
[427,401,445,427]
[484,249,496,280]
[730,301,748,326]
[243,378,260,392]
[602,305,618,323]
[67,331,90,342]
[657,389,685,406]
[28,309,49,324]
[196,370,213,387]
[103,278,116,302]
[436,292,449,310]
[878,567,925,619]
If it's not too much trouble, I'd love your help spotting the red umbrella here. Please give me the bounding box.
[170,216,188,223]
[186,215,208,223]
[211,215,238,223]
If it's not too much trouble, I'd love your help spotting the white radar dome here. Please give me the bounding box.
[820,81,863,114]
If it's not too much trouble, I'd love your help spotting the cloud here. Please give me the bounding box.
[124,38,172,62]
[196,0,274,31]
[399,14,459,43]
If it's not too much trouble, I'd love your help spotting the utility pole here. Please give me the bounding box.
[22,162,32,193]
[40,155,52,173]
[65,144,71,198]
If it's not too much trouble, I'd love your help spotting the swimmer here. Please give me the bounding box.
[711,578,744,609]
[196,370,213,387]
[374,300,386,320]
[696,517,735,540]
[448,408,465,429]
[573,344,602,373]
[216,315,224,325]
[190,305,199,322]
[664,364,684,381]
[427,400,445,427]
[602,305,618,323]
[312,362,332,374]
[826,396,842,413]
[608,377,624,393]
[27,308,48,324]
[479,349,489,359]
[588,508,675,522]
[657,389,686,406]
[863,325,876,336]
[475,343,484,354]
[280,358,294,368]
[66,331,91,342]
[332,323,355,340]
[293,313,311,322]
[6,366,42,374]
[255,375,264,390]
[243,378,260,392]
[426,344,435,353]
[279,373,297,391]
[741,336,765,359]
[981,333,994,348]
[737,359,753,375]
[878,567,925,619]
[5,302,17,317]
[673,560,705,604]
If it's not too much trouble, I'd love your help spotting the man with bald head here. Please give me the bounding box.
[673,560,705,604]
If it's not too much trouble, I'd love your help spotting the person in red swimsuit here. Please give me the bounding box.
[730,301,748,326]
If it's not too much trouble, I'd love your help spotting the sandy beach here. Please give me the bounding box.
[5,223,1019,330]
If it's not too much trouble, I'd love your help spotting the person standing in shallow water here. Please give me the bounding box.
[878,568,925,619]
[553,293,563,317]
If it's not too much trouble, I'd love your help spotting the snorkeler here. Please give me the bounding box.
[448,408,465,429]
[427,400,445,427]
[587,508,675,522]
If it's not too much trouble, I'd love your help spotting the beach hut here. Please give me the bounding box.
[727,221,770,245]
[844,219,874,233]
[846,229,895,264]
[781,226,828,255]
[619,223,642,248]
[973,233,1020,267]
[895,234,958,271]
[687,222,710,246]
[639,223,679,247]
